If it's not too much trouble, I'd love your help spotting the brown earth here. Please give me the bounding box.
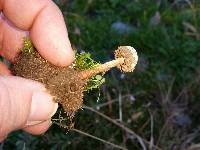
[13,52,86,113]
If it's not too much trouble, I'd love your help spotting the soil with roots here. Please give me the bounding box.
[13,52,86,113]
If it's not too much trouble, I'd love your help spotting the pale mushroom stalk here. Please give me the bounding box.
[79,58,124,80]
[79,46,138,80]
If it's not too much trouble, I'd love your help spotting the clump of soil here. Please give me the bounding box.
[13,52,85,113]
[12,41,138,115]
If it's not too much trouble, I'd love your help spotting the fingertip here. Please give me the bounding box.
[0,135,7,143]
[0,75,46,92]
[0,76,57,136]
[28,91,58,122]
[54,47,75,67]
[36,40,75,67]
[23,120,51,135]
[30,26,75,67]
[0,61,11,75]
[30,2,75,66]
[0,13,28,62]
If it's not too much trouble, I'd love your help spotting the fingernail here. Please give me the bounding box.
[25,120,45,126]
[51,101,58,117]
[28,91,58,122]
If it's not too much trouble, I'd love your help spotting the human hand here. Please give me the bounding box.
[0,0,74,142]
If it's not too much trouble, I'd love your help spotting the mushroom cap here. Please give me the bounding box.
[115,46,138,72]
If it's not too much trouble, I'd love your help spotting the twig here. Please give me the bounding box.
[185,144,200,150]
[174,75,200,102]
[106,91,113,114]
[139,118,150,133]
[72,128,128,150]
[83,106,162,150]
[95,99,118,109]
[94,94,132,109]
[184,0,197,28]
[119,92,123,122]
[149,112,154,150]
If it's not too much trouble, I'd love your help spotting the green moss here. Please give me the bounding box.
[74,52,105,91]
[74,52,100,70]
[85,75,105,91]
[21,37,35,54]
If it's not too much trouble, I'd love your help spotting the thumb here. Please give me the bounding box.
[0,75,58,140]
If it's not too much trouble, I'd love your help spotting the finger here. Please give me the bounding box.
[23,120,51,135]
[0,76,58,136]
[0,135,7,142]
[1,0,74,66]
[0,61,11,75]
[1,75,46,91]
[0,13,28,62]
[26,91,58,122]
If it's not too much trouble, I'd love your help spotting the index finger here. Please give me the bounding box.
[1,0,74,66]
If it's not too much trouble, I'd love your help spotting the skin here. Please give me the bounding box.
[0,0,74,142]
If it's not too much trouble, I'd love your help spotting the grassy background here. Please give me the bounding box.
[1,0,200,150]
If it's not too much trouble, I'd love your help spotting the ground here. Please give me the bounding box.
[1,0,200,150]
